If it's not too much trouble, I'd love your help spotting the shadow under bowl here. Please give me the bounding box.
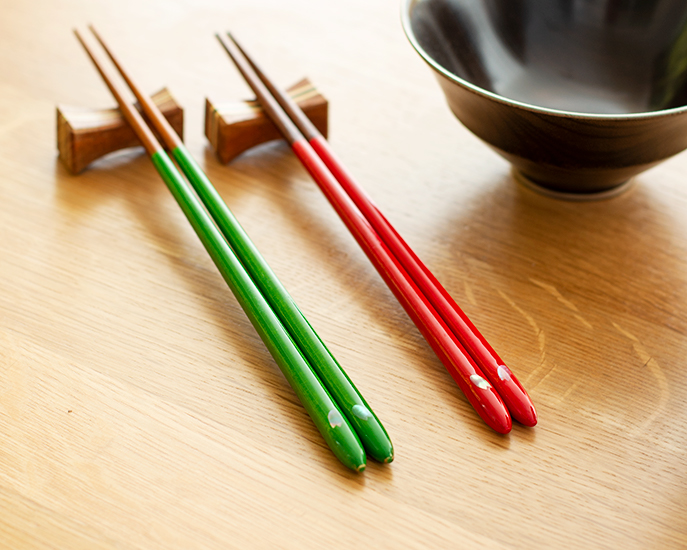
[402,0,687,196]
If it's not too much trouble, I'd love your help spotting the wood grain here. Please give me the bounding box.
[1,0,686,549]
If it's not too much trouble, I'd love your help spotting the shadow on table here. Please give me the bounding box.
[206,146,687,447]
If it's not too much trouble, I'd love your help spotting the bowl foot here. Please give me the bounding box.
[512,169,635,201]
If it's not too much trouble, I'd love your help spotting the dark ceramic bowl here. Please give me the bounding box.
[402,0,687,196]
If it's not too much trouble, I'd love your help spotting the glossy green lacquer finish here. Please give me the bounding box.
[150,150,366,472]
[171,144,394,463]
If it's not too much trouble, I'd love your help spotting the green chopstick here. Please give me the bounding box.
[151,152,367,471]
[88,26,394,464]
[75,29,367,472]
[172,144,394,463]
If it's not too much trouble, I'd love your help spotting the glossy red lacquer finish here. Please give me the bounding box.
[309,136,537,427]
[292,138,512,434]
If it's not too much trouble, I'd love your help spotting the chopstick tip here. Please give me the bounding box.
[73,28,86,45]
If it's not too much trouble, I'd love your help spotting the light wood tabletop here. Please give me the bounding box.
[1,0,686,548]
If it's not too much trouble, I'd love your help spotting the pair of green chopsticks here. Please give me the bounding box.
[74,26,393,472]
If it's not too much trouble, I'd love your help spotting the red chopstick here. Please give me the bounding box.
[217,33,531,433]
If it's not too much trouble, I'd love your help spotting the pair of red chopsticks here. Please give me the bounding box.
[217,34,536,433]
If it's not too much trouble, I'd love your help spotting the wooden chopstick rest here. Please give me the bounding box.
[205,77,328,164]
[57,87,184,174]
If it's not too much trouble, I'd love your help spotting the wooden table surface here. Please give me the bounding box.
[2,0,686,548]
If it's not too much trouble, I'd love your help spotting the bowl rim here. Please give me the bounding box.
[400,0,687,121]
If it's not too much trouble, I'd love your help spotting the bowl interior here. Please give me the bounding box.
[407,0,687,114]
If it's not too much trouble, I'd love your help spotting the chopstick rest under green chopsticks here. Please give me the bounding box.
[87,25,393,464]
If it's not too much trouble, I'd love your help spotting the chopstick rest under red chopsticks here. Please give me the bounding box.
[217,33,535,433]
